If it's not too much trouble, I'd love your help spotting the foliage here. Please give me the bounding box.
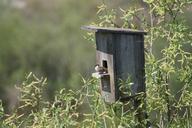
[0,73,146,128]
[92,0,192,127]
[0,73,120,127]
[0,0,97,98]
[1,0,192,128]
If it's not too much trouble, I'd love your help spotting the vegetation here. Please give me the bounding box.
[0,0,97,99]
[1,0,192,127]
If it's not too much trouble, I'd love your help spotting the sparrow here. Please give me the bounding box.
[94,64,108,73]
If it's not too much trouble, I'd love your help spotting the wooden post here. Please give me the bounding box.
[82,26,147,126]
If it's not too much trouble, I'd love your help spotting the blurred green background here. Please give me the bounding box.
[0,0,100,100]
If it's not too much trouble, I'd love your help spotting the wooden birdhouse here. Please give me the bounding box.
[82,26,147,104]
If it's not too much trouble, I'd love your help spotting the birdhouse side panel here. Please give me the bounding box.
[113,34,145,96]
[114,34,136,80]
[132,34,145,94]
[113,34,136,98]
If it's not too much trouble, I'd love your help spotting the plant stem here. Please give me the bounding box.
[165,61,171,122]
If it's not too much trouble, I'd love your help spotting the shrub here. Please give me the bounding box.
[1,0,192,128]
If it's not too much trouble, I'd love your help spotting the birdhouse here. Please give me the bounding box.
[82,26,147,104]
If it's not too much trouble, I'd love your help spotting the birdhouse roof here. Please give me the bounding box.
[81,26,147,35]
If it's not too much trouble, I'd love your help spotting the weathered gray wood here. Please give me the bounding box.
[95,32,145,102]
[113,34,145,95]
[96,32,115,103]
[81,26,147,35]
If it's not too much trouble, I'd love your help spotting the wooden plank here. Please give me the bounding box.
[133,34,145,94]
[81,26,147,35]
[113,33,145,96]
[112,33,146,124]
[95,32,116,103]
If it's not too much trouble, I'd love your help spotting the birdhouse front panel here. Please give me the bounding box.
[96,51,115,103]
[96,32,116,103]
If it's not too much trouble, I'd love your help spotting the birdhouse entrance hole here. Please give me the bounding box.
[102,60,108,71]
